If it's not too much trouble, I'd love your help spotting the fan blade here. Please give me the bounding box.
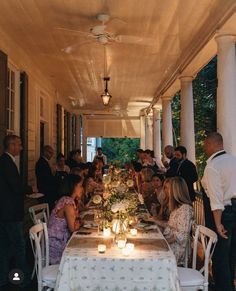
[39,53,87,62]
[107,17,126,33]
[61,40,94,53]
[115,35,154,46]
[54,27,88,36]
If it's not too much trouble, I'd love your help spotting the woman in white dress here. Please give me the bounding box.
[154,176,194,265]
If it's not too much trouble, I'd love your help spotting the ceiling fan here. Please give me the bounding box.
[55,14,155,53]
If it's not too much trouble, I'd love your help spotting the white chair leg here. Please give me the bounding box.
[31,262,36,279]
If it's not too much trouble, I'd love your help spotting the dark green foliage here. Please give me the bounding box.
[101,138,140,166]
[171,57,217,177]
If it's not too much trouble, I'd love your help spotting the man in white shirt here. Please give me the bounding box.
[202,132,236,291]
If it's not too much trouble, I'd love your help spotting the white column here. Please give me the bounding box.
[75,115,81,150]
[140,115,146,149]
[81,115,87,161]
[162,97,173,147]
[216,34,236,155]
[153,108,161,158]
[180,76,196,163]
[145,114,153,150]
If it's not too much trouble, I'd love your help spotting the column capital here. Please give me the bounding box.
[179,76,194,82]
[153,105,161,111]
[161,96,172,102]
[215,33,236,44]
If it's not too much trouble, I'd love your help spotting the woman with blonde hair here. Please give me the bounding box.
[155,176,194,265]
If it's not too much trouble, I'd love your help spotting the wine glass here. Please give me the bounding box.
[94,210,102,235]
[103,174,111,185]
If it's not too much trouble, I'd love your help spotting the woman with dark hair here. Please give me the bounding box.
[48,174,84,264]
[54,153,70,174]
[66,149,82,170]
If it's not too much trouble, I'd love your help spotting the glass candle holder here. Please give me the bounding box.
[117,239,126,249]
[98,244,106,253]
[130,228,137,236]
[122,247,131,256]
[126,243,135,252]
[103,228,111,238]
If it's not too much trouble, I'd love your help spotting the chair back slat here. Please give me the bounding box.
[29,203,49,225]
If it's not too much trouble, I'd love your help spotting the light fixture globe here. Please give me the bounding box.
[101,92,111,106]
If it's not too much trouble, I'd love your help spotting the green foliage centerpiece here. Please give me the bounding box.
[93,164,138,241]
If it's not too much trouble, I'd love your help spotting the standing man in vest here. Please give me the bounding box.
[202,132,236,291]
[93,147,107,165]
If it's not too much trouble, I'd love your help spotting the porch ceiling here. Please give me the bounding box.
[0,0,235,116]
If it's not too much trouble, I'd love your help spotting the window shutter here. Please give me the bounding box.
[0,50,8,153]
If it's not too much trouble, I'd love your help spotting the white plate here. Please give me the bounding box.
[27,193,44,199]
[83,222,98,228]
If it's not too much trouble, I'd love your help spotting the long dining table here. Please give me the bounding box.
[55,210,181,291]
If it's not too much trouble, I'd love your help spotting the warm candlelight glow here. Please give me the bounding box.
[122,247,131,256]
[103,228,111,238]
[130,228,137,236]
[126,243,135,252]
[117,240,126,249]
[98,244,106,253]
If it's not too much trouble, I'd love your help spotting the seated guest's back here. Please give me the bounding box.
[140,167,154,200]
[48,174,83,264]
[163,176,193,265]
[155,177,171,221]
[149,174,164,216]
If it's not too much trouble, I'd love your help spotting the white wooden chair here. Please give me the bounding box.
[29,203,49,225]
[29,222,59,291]
[178,225,218,291]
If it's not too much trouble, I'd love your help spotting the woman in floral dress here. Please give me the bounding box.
[154,176,194,265]
[48,174,84,264]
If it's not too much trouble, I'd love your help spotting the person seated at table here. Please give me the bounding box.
[154,176,194,266]
[48,174,84,264]
[93,158,104,180]
[84,166,103,204]
[149,174,164,216]
[66,149,81,170]
[131,161,143,192]
[151,177,170,220]
[140,167,154,205]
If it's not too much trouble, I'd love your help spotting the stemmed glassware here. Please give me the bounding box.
[94,210,103,235]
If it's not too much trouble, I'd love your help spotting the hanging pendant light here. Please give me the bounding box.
[101,77,112,106]
[101,45,112,106]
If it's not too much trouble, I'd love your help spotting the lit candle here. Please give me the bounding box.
[103,228,111,238]
[117,240,126,249]
[98,244,106,253]
[130,228,137,236]
[126,243,135,252]
[122,247,131,256]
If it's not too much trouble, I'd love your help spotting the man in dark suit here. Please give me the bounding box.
[175,146,198,201]
[0,135,33,289]
[163,145,179,177]
[35,145,56,210]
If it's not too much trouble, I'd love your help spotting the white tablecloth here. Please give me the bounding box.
[55,229,181,291]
